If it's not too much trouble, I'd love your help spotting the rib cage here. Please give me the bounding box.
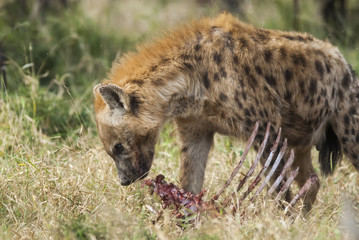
[144,121,319,219]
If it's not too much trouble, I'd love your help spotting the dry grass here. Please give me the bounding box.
[1,0,359,239]
[1,94,358,239]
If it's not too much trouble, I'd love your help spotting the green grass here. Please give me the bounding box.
[1,0,359,239]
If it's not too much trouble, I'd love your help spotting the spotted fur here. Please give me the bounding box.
[94,13,358,213]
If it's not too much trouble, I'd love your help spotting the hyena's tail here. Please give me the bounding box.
[317,124,343,175]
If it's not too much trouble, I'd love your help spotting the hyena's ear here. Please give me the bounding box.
[96,84,130,111]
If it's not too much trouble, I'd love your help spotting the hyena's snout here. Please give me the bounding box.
[115,154,152,186]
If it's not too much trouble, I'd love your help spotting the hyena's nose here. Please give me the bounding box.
[121,179,132,186]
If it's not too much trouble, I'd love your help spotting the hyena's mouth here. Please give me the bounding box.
[120,172,148,186]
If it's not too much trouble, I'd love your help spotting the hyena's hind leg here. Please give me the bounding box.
[291,146,320,214]
[330,65,359,172]
[331,108,359,172]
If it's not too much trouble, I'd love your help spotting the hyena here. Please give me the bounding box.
[94,13,358,213]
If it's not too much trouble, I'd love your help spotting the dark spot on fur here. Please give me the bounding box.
[342,137,348,144]
[310,99,315,106]
[264,49,272,62]
[292,53,306,67]
[194,44,201,51]
[223,32,234,49]
[203,72,210,89]
[350,93,355,101]
[338,89,344,100]
[240,37,248,48]
[160,57,170,64]
[220,67,227,78]
[180,53,190,60]
[242,91,247,101]
[132,79,144,86]
[250,105,256,115]
[248,75,258,89]
[151,65,158,71]
[211,26,219,31]
[195,55,202,61]
[317,95,321,103]
[233,55,239,64]
[344,115,350,125]
[315,60,324,78]
[245,118,253,128]
[356,134,359,143]
[285,91,292,101]
[213,52,222,65]
[219,93,228,102]
[263,85,269,92]
[265,75,277,87]
[284,69,292,82]
[325,62,331,73]
[300,83,305,94]
[244,65,250,75]
[297,36,306,42]
[264,109,269,117]
[259,110,264,118]
[235,96,243,108]
[181,146,189,152]
[255,134,264,142]
[350,106,356,115]
[309,79,317,95]
[320,88,327,96]
[152,78,164,86]
[256,31,269,42]
[331,88,336,99]
[244,108,251,116]
[129,94,142,116]
[255,66,263,75]
[283,35,295,41]
[183,62,193,70]
[352,153,358,160]
[279,47,287,59]
[270,125,276,134]
[342,71,351,89]
[214,73,220,82]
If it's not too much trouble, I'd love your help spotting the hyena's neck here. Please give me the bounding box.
[118,33,209,125]
[143,38,221,124]
[147,69,205,123]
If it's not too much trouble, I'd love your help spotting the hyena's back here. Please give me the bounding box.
[191,16,353,151]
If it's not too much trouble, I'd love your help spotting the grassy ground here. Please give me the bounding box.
[1,0,359,239]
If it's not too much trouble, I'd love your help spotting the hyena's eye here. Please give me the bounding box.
[113,143,125,155]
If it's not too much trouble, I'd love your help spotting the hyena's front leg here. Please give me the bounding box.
[176,119,214,194]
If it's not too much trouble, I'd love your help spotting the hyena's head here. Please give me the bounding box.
[93,83,158,186]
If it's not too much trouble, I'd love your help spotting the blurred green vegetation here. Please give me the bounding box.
[0,0,137,137]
